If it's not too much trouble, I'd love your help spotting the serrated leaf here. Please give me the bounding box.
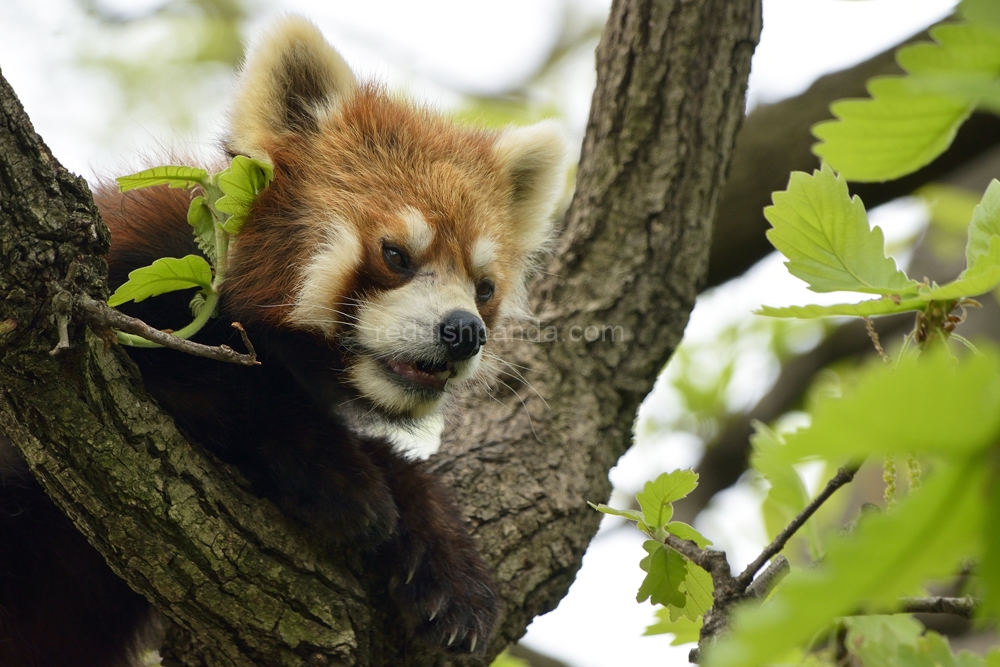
[636,470,699,533]
[757,297,926,319]
[706,458,986,667]
[679,562,714,620]
[588,502,646,527]
[967,179,1000,266]
[777,348,1000,464]
[216,155,274,235]
[187,195,217,264]
[813,79,971,182]
[117,165,209,192]
[918,237,1000,300]
[638,541,687,608]
[108,255,213,307]
[813,23,1000,182]
[666,522,712,548]
[644,607,702,645]
[765,166,918,295]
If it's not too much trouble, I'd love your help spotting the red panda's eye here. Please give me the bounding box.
[382,244,410,272]
[476,279,494,302]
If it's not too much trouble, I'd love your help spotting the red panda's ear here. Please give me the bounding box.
[493,120,569,255]
[227,16,357,159]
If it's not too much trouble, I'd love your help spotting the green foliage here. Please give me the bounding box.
[591,471,714,632]
[643,607,702,645]
[918,184,983,235]
[107,255,213,307]
[765,165,917,295]
[116,165,209,192]
[750,423,815,553]
[845,616,992,667]
[215,156,274,235]
[707,455,987,667]
[760,170,1000,328]
[488,651,531,667]
[813,20,1000,181]
[109,155,273,345]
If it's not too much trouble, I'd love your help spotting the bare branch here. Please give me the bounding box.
[745,555,789,600]
[735,466,858,590]
[79,296,260,367]
[899,596,978,618]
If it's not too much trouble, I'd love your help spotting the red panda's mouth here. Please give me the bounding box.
[386,358,455,391]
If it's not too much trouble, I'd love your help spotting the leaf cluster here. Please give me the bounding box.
[108,156,273,345]
[591,471,714,640]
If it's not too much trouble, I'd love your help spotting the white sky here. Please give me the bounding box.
[0,1,958,666]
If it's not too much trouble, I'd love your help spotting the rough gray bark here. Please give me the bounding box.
[0,0,761,665]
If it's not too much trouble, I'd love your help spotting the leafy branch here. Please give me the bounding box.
[108,155,273,349]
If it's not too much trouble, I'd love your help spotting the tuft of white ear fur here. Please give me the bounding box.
[493,120,569,255]
[227,16,357,158]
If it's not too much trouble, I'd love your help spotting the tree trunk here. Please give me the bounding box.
[0,0,761,665]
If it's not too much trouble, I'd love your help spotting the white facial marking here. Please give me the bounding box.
[290,221,362,336]
[471,236,497,272]
[401,207,434,256]
[348,270,486,415]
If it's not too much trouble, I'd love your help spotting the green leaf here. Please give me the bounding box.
[778,348,1000,464]
[666,521,712,548]
[706,458,986,667]
[638,541,687,608]
[813,23,1000,182]
[764,165,918,295]
[982,470,1000,617]
[644,607,702,645]
[751,423,812,544]
[916,184,982,234]
[844,615,925,667]
[488,651,531,667]
[758,297,925,319]
[813,77,972,182]
[679,562,714,620]
[187,195,217,264]
[107,255,213,307]
[116,165,209,192]
[588,502,647,531]
[636,470,699,534]
[918,237,1000,300]
[966,179,1000,266]
[962,0,1000,34]
[216,155,274,235]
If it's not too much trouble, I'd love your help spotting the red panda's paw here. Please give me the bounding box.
[388,535,500,653]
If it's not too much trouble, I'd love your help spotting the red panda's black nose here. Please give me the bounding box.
[438,310,487,361]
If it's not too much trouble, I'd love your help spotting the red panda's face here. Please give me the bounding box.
[221,19,567,418]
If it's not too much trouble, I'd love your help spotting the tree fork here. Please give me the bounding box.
[0,0,761,663]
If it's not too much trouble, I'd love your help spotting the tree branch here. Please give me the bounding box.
[735,466,858,590]
[899,596,977,618]
[78,296,260,366]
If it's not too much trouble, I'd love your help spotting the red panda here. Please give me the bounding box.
[0,16,567,666]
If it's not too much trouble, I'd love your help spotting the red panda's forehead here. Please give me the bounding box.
[284,87,518,276]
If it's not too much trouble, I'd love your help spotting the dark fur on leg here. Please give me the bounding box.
[365,440,500,653]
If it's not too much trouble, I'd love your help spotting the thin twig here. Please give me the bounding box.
[899,596,977,618]
[79,297,260,366]
[735,465,858,590]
